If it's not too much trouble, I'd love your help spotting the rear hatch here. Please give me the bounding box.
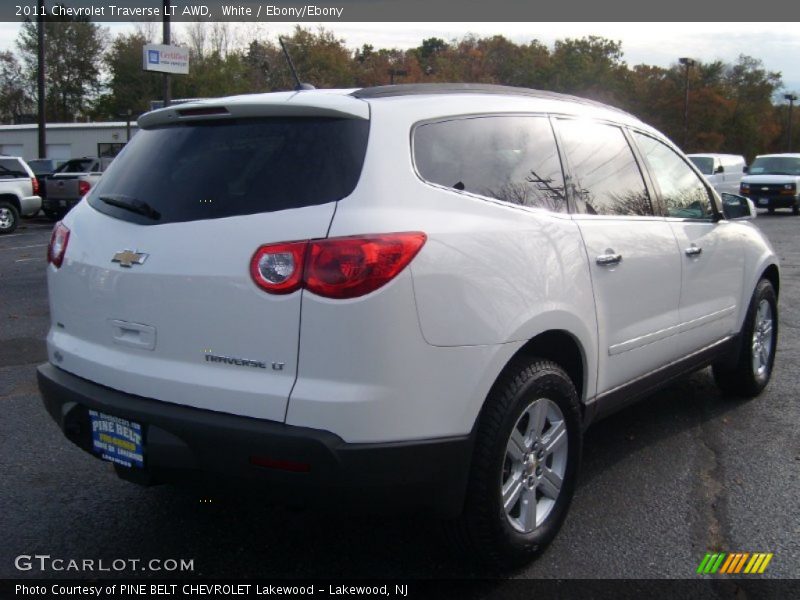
[47,94,369,421]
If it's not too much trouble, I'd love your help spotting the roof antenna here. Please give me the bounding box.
[278,36,315,91]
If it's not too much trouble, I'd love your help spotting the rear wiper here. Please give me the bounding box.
[98,194,161,220]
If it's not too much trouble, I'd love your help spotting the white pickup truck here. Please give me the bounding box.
[43,157,112,220]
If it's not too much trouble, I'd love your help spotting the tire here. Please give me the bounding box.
[793,203,799,216]
[0,201,19,234]
[446,359,582,567]
[713,279,777,397]
[43,209,61,222]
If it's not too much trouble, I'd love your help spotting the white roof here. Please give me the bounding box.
[137,85,652,134]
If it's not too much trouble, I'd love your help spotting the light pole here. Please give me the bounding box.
[37,9,45,157]
[785,93,798,152]
[679,57,696,150]
[388,68,408,85]
[163,0,171,107]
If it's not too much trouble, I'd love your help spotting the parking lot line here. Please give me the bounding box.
[3,244,48,250]
[14,257,43,263]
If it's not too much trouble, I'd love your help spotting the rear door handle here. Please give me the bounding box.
[685,245,703,257]
[596,252,622,266]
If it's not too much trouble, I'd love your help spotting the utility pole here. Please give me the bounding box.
[678,57,696,150]
[388,68,407,85]
[785,93,797,152]
[37,11,46,157]
[163,0,171,107]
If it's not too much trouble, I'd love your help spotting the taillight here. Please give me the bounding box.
[249,233,427,299]
[47,222,70,268]
[78,180,91,196]
[305,233,427,299]
[31,177,39,195]
[250,241,308,294]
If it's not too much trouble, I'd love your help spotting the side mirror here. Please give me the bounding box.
[721,193,756,220]
[715,164,724,174]
[743,165,749,173]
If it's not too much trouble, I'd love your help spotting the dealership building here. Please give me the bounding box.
[0,122,138,162]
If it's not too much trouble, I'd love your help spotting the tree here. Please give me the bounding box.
[17,8,108,121]
[0,51,32,123]
[94,32,162,118]
[549,36,628,104]
[722,55,782,159]
[275,27,354,89]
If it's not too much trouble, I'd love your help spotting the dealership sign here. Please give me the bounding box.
[142,44,190,75]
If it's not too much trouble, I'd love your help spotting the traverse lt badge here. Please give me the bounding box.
[112,250,148,268]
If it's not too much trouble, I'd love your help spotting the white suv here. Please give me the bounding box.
[0,155,42,233]
[38,85,779,565]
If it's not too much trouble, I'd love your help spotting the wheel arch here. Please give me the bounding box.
[0,194,21,214]
[761,263,780,298]
[475,329,590,433]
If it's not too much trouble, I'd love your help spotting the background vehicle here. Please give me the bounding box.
[739,153,800,214]
[687,153,747,195]
[0,155,42,233]
[27,158,67,203]
[43,157,112,220]
[38,85,780,566]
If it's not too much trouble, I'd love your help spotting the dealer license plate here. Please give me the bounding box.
[88,410,144,469]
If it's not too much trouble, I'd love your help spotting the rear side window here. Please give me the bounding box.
[88,117,370,225]
[557,119,652,216]
[0,158,27,179]
[413,116,567,212]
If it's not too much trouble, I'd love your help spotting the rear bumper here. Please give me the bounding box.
[42,197,80,212]
[37,363,473,517]
[20,195,42,216]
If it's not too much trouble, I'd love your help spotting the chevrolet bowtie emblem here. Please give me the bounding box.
[112,250,148,267]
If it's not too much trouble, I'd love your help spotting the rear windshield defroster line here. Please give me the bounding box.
[87,117,370,225]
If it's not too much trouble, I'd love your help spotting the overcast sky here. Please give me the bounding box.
[2,21,799,93]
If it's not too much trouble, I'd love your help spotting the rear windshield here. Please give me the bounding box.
[87,117,370,225]
[688,156,714,175]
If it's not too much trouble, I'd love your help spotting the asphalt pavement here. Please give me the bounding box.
[1,213,798,581]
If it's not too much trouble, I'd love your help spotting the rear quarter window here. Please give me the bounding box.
[413,115,567,212]
[87,117,370,225]
[0,159,28,179]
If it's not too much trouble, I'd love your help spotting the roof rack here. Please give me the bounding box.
[350,83,630,115]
